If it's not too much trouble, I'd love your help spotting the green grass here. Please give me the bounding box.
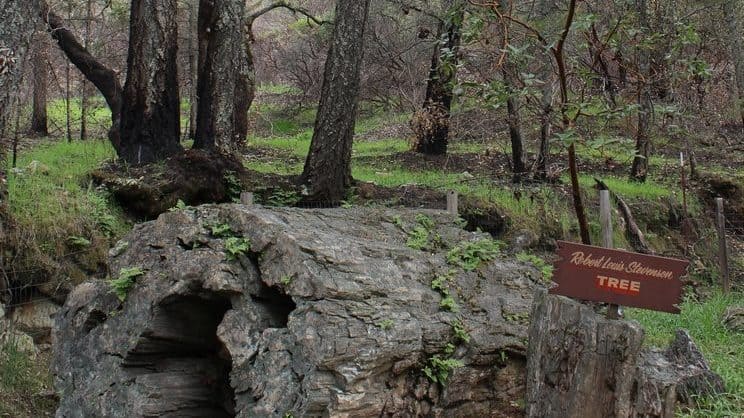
[245,160,303,175]
[627,292,744,417]
[248,131,312,157]
[6,140,130,282]
[257,83,302,95]
[352,138,409,158]
[48,98,112,131]
[0,342,56,417]
[576,174,672,201]
[354,111,411,134]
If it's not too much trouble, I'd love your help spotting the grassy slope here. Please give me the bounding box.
[6,140,130,282]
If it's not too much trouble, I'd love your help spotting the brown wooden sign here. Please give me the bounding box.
[549,241,689,313]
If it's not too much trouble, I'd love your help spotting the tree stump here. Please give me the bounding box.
[526,289,725,418]
[525,288,644,417]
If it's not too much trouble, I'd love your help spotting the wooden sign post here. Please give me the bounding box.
[549,241,688,313]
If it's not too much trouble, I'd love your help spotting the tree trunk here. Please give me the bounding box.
[194,0,252,155]
[119,0,183,164]
[40,2,123,150]
[1,0,40,305]
[187,0,198,140]
[30,30,49,137]
[630,0,652,182]
[411,0,464,156]
[79,0,92,141]
[534,0,556,180]
[505,90,526,181]
[300,0,371,202]
[526,289,725,418]
[724,0,744,126]
[499,0,526,182]
[233,33,255,146]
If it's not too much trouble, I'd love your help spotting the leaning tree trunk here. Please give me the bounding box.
[193,0,252,155]
[411,0,464,156]
[724,0,744,127]
[630,0,652,182]
[299,0,371,203]
[40,1,123,150]
[119,0,182,164]
[30,30,49,137]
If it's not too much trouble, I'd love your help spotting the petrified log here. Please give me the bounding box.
[53,205,542,417]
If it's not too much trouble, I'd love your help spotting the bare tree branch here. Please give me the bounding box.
[248,1,328,27]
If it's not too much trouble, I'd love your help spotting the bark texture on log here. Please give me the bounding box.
[119,0,183,164]
[526,289,725,418]
[300,0,371,202]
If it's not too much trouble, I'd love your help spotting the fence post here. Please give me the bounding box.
[446,190,458,217]
[600,190,620,319]
[240,192,254,206]
[715,198,730,294]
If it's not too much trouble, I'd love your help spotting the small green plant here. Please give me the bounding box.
[431,276,449,294]
[210,222,233,238]
[446,239,503,271]
[280,275,293,286]
[223,170,242,202]
[406,214,443,251]
[67,235,91,247]
[391,215,404,228]
[225,237,251,260]
[440,295,459,312]
[110,267,145,301]
[415,214,435,230]
[443,342,456,356]
[265,189,300,206]
[406,226,430,250]
[422,355,464,384]
[503,311,530,324]
[452,320,470,344]
[454,217,468,228]
[168,199,189,212]
[376,319,394,330]
[516,251,554,281]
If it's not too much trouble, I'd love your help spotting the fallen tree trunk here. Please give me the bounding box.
[54,205,540,417]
